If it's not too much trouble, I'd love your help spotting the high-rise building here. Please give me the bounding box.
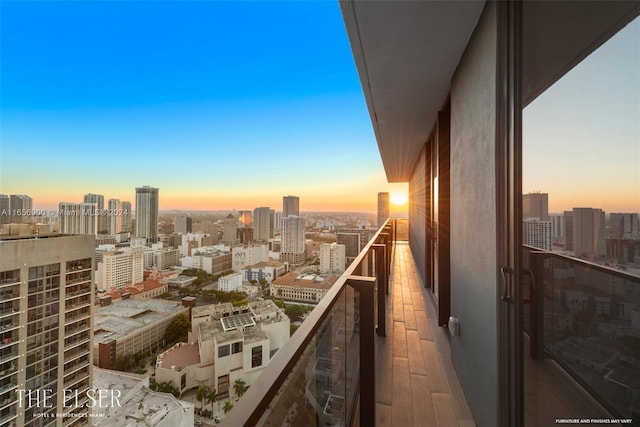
[253,207,272,242]
[269,209,275,238]
[175,216,193,234]
[377,192,389,227]
[1,233,94,424]
[107,199,123,235]
[273,211,282,233]
[121,201,132,233]
[222,213,240,246]
[135,186,159,244]
[563,211,574,251]
[238,211,253,227]
[522,192,549,221]
[609,213,640,240]
[572,207,606,259]
[58,202,98,236]
[0,195,10,225]
[337,232,361,263]
[84,193,107,233]
[549,213,564,241]
[283,196,299,217]
[319,242,346,273]
[281,216,306,264]
[9,195,33,224]
[238,227,253,244]
[523,218,552,250]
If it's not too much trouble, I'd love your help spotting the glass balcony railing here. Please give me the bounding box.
[0,412,18,427]
[221,219,398,426]
[523,246,640,420]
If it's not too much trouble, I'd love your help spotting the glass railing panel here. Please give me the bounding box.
[342,284,360,426]
[524,246,640,419]
[253,287,349,427]
[221,218,395,426]
[546,257,639,418]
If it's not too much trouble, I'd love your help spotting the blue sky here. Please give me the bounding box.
[0,0,406,211]
[523,16,639,213]
[1,1,637,214]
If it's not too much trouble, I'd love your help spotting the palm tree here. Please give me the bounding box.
[223,399,233,414]
[207,387,218,415]
[233,379,247,399]
[196,385,207,413]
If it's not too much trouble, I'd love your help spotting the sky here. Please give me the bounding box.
[0,0,407,213]
[523,17,639,214]
[1,2,637,215]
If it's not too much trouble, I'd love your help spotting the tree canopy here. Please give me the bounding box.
[164,313,191,345]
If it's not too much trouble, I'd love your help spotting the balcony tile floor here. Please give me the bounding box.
[375,242,476,427]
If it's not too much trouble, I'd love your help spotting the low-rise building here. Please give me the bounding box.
[240,260,286,284]
[94,298,190,369]
[104,278,169,301]
[94,381,194,427]
[270,272,337,303]
[156,300,289,399]
[181,245,232,275]
[218,272,242,292]
[91,367,150,420]
[232,245,269,271]
[167,275,197,288]
[238,284,260,297]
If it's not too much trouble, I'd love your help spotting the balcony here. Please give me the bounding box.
[221,219,475,426]
[221,215,639,426]
[523,247,640,424]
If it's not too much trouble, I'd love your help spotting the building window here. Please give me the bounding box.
[232,342,242,354]
[251,345,262,368]
[218,344,230,358]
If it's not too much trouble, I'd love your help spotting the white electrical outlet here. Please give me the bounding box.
[448,316,460,336]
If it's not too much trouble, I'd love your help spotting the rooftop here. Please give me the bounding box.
[243,326,269,344]
[248,260,285,269]
[221,312,256,331]
[94,298,188,344]
[94,385,193,426]
[271,272,337,290]
[92,367,149,419]
[207,322,243,345]
[192,303,234,321]
[107,279,167,300]
[157,342,201,371]
[195,300,287,343]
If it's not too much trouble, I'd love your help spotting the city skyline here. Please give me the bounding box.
[1,2,637,214]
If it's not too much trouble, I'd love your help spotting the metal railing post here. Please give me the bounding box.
[529,251,546,359]
[378,232,390,295]
[372,244,387,337]
[347,275,376,427]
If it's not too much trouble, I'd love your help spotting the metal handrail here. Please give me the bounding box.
[221,218,396,426]
[523,244,640,281]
